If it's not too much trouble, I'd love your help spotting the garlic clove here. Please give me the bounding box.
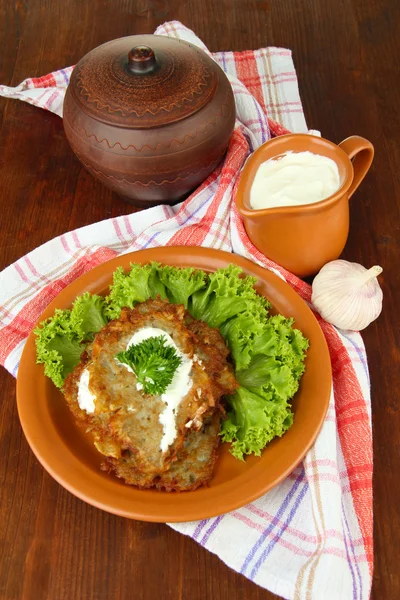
[311,260,383,331]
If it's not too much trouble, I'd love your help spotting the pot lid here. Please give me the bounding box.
[69,35,219,129]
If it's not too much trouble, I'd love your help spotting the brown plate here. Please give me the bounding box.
[16,247,331,522]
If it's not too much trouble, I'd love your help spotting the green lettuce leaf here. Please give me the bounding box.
[252,315,309,378]
[34,308,85,389]
[220,386,293,460]
[70,292,108,340]
[148,263,168,301]
[235,314,308,404]
[105,262,205,318]
[190,265,270,329]
[158,265,206,308]
[219,310,266,371]
[236,355,300,400]
[35,293,110,388]
[220,306,308,460]
[105,263,164,319]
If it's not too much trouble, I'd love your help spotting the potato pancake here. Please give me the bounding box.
[64,298,238,491]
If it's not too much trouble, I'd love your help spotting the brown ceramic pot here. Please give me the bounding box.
[63,35,236,207]
[236,134,374,277]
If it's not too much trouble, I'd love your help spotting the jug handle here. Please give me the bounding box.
[338,136,374,199]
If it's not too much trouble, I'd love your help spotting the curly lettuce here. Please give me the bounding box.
[35,293,107,389]
[105,263,167,319]
[220,386,294,460]
[219,309,266,371]
[70,292,108,339]
[190,264,269,329]
[158,265,206,308]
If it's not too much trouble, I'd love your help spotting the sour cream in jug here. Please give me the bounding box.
[250,151,340,210]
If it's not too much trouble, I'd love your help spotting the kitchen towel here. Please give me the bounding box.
[0,21,372,600]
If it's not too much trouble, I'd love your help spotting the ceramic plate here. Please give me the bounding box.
[17,247,331,522]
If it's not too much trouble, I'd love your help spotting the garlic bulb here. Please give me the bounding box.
[311,260,383,331]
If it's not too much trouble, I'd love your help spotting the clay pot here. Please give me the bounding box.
[236,134,374,277]
[63,35,236,207]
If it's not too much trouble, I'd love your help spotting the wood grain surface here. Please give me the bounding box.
[0,1,399,599]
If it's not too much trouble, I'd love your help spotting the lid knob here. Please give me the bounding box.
[127,45,157,75]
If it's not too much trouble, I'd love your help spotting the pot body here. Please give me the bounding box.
[63,36,236,207]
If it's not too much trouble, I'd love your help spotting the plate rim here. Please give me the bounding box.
[16,247,332,522]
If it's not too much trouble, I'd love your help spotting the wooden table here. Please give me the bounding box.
[0,1,398,598]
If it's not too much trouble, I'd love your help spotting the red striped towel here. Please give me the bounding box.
[0,21,372,600]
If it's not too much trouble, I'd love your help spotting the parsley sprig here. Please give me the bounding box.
[116,335,182,395]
